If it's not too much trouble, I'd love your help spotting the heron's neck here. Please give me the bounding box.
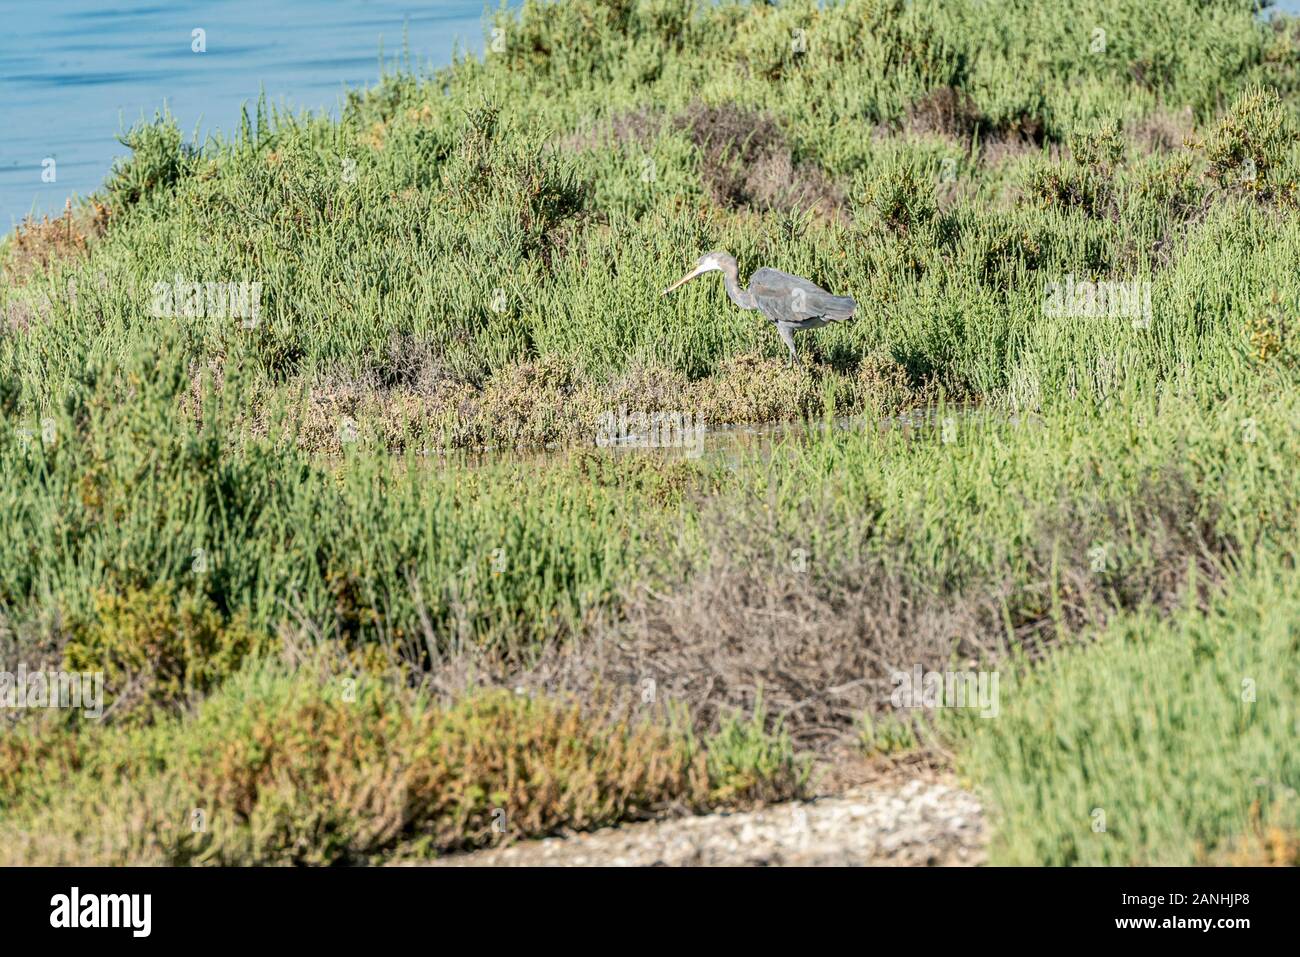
[720,263,755,310]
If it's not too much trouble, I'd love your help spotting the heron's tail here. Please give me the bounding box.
[823,295,856,322]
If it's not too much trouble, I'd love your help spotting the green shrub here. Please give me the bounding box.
[1202,85,1298,204]
[64,584,266,720]
[0,664,809,865]
[705,697,809,803]
[854,159,940,237]
[1027,120,1127,219]
[104,112,199,212]
[440,102,587,262]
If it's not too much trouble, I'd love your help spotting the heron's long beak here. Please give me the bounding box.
[662,265,707,296]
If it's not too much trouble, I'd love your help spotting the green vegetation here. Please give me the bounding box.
[0,661,798,865]
[946,567,1300,865]
[3,0,1300,863]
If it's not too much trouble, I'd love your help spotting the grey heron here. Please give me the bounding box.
[663,251,856,364]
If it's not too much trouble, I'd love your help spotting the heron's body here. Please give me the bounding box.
[663,252,856,363]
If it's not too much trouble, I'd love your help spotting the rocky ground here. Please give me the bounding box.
[428,767,986,867]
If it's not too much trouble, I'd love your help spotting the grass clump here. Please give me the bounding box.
[945,566,1300,865]
[860,712,920,757]
[705,697,809,803]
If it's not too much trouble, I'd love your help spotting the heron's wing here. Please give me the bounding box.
[749,268,856,325]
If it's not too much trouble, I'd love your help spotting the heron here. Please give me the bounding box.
[662,251,856,364]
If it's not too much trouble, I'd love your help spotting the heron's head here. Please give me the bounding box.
[663,251,736,295]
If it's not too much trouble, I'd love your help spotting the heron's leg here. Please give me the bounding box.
[778,325,797,365]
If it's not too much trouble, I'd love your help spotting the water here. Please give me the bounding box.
[3,0,1300,230]
[0,0,513,230]
[432,405,1046,473]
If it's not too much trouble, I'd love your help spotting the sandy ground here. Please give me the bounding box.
[425,765,986,867]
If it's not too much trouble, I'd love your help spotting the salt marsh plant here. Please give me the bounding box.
[5,0,1300,864]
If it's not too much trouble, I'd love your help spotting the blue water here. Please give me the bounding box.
[0,0,508,230]
[3,1,1300,230]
